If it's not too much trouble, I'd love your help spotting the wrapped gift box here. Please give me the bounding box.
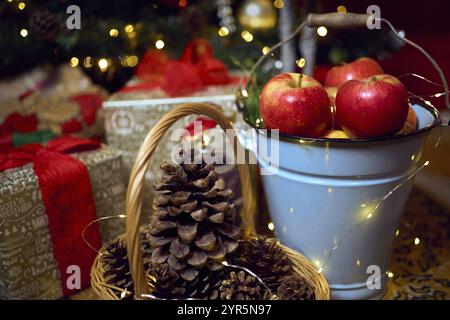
[0,137,125,299]
[105,84,240,182]
[0,66,107,152]
[104,41,247,208]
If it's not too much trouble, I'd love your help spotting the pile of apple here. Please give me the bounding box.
[260,57,417,139]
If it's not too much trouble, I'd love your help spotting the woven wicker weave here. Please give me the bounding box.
[90,103,330,300]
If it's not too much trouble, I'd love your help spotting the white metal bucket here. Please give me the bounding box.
[249,103,440,300]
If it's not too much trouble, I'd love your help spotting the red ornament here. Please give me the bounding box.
[260,73,331,137]
[335,74,409,138]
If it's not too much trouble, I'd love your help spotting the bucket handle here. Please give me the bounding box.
[238,12,450,111]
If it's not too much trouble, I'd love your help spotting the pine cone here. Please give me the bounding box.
[101,232,156,300]
[147,264,185,299]
[28,9,64,42]
[219,271,262,300]
[148,150,241,296]
[179,5,205,35]
[147,264,223,300]
[141,224,154,270]
[276,275,316,300]
[101,238,134,299]
[230,238,292,291]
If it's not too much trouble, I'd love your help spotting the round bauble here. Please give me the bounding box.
[237,0,277,30]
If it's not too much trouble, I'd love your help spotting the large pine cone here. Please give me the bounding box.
[276,275,316,300]
[148,151,241,284]
[230,238,292,291]
[220,271,262,300]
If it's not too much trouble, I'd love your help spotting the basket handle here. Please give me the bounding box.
[239,12,449,110]
[125,102,256,298]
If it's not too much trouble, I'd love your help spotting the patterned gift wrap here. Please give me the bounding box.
[0,140,126,299]
[104,85,243,208]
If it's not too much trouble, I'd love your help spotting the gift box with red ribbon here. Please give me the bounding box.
[0,65,107,150]
[104,39,245,207]
[0,136,125,299]
[0,93,105,153]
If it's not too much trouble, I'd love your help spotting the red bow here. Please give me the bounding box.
[0,112,37,136]
[0,136,102,296]
[124,38,237,97]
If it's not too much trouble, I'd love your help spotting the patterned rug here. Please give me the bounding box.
[384,189,450,299]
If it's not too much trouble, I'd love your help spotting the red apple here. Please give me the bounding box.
[397,107,418,135]
[322,130,350,139]
[324,57,383,87]
[260,73,331,137]
[335,74,409,138]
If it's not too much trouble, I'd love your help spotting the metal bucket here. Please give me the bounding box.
[250,103,440,299]
[237,12,449,299]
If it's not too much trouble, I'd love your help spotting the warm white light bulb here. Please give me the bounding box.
[317,26,328,37]
[155,40,165,49]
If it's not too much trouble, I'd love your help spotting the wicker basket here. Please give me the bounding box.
[90,103,330,300]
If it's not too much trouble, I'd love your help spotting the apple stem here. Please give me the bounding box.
[295,73,303,88]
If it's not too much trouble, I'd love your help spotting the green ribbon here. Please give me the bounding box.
[12,130,55,148]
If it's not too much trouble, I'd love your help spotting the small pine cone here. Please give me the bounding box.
[148,265,223,300]
[230,238,292,291]
[220,271,262,300]
[28,9,64,42]
[276,275,316,300]
[148,149,241,285]
[147,264,186,299]
[101,238,134,299]
[179,4,205,35]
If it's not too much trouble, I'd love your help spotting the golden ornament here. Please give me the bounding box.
[237,0,277,30]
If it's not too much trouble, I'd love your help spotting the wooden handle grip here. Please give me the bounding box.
[307,13,373,29]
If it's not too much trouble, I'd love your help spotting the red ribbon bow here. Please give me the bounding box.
[0,136,102,296]
[125,38,238,97]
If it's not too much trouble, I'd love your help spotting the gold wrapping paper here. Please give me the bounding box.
[0,146,125,299]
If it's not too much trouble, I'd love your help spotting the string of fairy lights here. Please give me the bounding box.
[9,0,165,74]
[11,0,346,75]
[81,73,447,294]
